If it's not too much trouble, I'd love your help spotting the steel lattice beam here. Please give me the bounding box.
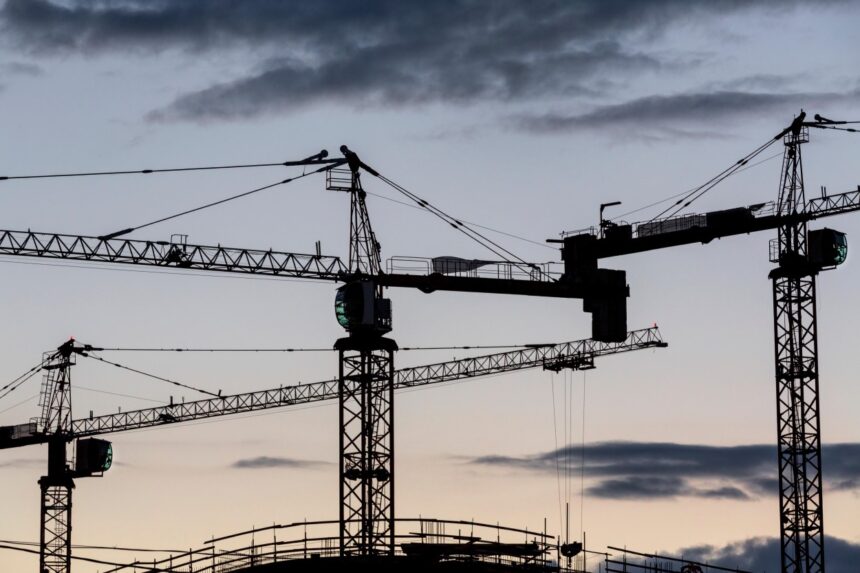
[0,328,667,443]
[0,229,348,280]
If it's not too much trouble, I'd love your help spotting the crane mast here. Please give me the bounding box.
[771,119,824,573]
[331,147,397,556]
[38,342,76,573]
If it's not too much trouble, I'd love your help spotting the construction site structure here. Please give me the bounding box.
[2,112,857,572]
[0,144,638,571]
[555,112,858,573]
[1,329,665,571]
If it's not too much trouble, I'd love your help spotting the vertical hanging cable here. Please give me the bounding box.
[580,370,587,542]
[549,372,564,538]
[563,369,569,544]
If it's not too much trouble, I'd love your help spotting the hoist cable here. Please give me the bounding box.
[610,150,785,222]
[365,190,555,250]
[75,384,167,405]
[649,137,778,221]
[580,370,587,541]
[0,539,183,553]
[810,124,859,133]
[549,373,564,538]
[81,353,221,398]
[92,343,537,353]
[377,173,531,267]
[97,163,341,240]
[0,362,45,402]
[0,544,154,569]
[372,172,537,274]
[0,393,38,415]
[0,359,46,396]
[0,154,340,182]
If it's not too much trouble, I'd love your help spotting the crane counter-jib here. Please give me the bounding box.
[562,187,860,261]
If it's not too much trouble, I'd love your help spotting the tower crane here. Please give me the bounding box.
[0,146,636,571]
[0,328,665,572]
[555,112,860,573]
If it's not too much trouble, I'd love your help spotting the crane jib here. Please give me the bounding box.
[0,327,665,449]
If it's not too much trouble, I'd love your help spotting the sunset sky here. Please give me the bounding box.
[0,2,859,572]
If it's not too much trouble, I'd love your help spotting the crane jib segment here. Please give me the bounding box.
[0,228,621,301]
[71,327,663,436]
[0,230,349,280]
[0,327,664,447]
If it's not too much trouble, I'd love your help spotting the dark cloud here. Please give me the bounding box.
[148,41,658,122]
[676,535,860,573]
[469,442,860,501]
[231,456,329,470]
[0,0,848,121]
[514,90,860,135]
[0,1,748,53]
[586,476,750,500]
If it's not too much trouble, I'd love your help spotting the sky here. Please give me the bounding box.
[0,1,859,571]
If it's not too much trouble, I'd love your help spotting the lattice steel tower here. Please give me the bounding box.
[770,113,824,573]
[331,147,397,556]
[37,341,76,573]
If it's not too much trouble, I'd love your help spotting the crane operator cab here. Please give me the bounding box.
[335,279,393,336]
[809,227,848,270]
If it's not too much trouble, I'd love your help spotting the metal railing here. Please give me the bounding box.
[104,517,576,573]
[387,256,560,282]
[603,546,752,573]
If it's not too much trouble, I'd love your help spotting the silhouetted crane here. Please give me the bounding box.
[557,112,860,573]
[0,329,664,572]
[0,147,637,572]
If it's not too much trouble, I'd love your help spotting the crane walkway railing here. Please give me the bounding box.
[387,256,560,282]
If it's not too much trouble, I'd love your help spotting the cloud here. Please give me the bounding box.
[586,475,750,500]
[469,441,860,501]
[231,456,329,470]
[712,73,794,92]
[514,89,860,135]
[1,1,849,121]
[676,535,860,573]
[2,1,847,55]
[147,41,659,122]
